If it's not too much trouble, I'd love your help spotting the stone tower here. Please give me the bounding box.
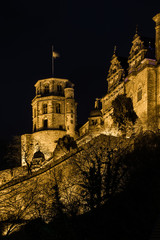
[32,77,76,137]
[21,77,77,166]
[153,13,160,63]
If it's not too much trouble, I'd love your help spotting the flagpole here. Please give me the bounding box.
[52,45,54,77]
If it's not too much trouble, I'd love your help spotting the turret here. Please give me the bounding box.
[64,87,76,137]
[153,13,160,63]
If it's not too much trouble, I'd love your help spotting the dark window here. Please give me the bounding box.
[59,125,63,130]
[37,87,40,95]
[91,120,97,125]
[70,120,73,124]
[56,103,61,113]
[43,119,48,129]
[57,85,62,93]
[43,104,48,114]
[137,88,142,102]
[34,109,36,118]
[34,124,36,132]
[44,84,49,94]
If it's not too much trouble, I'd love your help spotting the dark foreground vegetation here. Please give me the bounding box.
[1,131,160,240]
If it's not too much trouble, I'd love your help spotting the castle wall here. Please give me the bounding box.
[21,130,66,166]
[32,96,66,131]
[101,82,124,135]
[126,68,149,131]
[0,134,133,231]
[147,68,157,131]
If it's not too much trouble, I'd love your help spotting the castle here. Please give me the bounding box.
[0,13,160,236]
[79,13,160,138]
[21,77,77,165]
[21,13,160,165]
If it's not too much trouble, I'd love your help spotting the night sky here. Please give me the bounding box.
[0,1,159,139]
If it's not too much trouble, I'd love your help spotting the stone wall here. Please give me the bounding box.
[21,130,67,166]
[0,134,133,231]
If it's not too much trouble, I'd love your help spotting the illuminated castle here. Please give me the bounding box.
[21,77,77,165]
[22,13,160,165]
[79,13,160,139]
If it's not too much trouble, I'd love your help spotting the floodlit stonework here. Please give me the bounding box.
[0,13,160,236]
[21,13,160,165]
[21,77,77,165]
[80,13,160,138]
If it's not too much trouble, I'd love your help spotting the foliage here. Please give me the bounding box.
[0,136,21,170]
[112,94,138,134]
[56,135,77,152]
[53,135,78,159]
[2,132,160,239]
[69,137,130,212]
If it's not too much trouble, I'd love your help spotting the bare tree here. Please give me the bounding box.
[21,140,33,174]
[69,138,130,212]
[0,179,40,236]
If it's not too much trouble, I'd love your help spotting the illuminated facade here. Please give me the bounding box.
[80,13,160,137]
[21,13,160,165]
[21,77,77,165]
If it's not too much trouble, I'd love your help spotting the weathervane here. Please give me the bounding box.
[52,45,60,77]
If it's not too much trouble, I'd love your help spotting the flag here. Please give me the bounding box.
[52,51,60,58]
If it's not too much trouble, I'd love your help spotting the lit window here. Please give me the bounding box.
[43,104,48,114]
[137,88,142,102]
[56,103,61,113]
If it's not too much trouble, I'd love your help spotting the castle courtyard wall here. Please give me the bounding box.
[21,130,67,166]
[0,134,133,231]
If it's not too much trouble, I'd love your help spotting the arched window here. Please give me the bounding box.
[43,104,48,114]
[56,103,61,113]
[137,87,142,102]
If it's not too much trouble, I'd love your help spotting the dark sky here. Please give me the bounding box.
[0,0,159,139]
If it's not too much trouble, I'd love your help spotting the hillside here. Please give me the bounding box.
[0,132,160,239]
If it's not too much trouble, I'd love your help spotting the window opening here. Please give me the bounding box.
[137,88,142,102]
[56,103,61,113]
[43,104,48,114]
[43,119,48,129]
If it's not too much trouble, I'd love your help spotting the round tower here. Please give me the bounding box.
[153,13,160,63]
[64,88,77,138]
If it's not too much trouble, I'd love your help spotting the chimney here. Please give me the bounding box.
[153,13,160,62]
